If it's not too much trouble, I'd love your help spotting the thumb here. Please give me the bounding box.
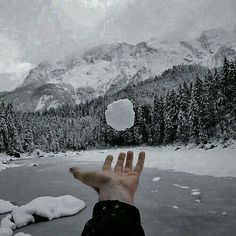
[70,167,104,188]
[69,167,82,181]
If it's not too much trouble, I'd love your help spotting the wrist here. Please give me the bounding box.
[98,184,134,205]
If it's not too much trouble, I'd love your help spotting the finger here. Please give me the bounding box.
[133,152,145,175]
[124,151,133,173]
[102,155,113,171]
[114,152,126,173]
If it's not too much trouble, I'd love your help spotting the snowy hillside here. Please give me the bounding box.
[1,28,236,111]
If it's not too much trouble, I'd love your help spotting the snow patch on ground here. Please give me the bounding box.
[0,196,85,235]
[152,177,162,182]
[191,191,201,196]
[173,184,190,189]
[1,143,236,177]
[14,233,31,236]
[27,163,38,167]
[12,195,86,227]
[35,95,53,111]
[0,158,23,173]
[0,200,16,215]
[0,227,13,236]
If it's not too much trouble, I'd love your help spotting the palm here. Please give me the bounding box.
[70,151,145,204]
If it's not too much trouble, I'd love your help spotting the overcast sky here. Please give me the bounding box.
[0,0,236,91]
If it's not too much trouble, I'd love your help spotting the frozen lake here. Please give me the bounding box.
[0,150,236,236]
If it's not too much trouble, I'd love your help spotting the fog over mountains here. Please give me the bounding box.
[1,28,236,111]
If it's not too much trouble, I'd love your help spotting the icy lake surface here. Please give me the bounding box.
[0,145,236,235]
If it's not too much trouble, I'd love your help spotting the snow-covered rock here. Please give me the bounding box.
[31,149,45,158]
[0,227,13,236]
[105,99,135,131]
[0,215,16,230]
[0,196,86,235]
[12,195,86,227]
[0,200,16,214]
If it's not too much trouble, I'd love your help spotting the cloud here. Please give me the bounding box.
[0,0,236,91]
[102,0,236,43]
[0,33,31,91]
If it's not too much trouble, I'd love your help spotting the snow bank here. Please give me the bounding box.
[12,195,86,227]
[31,149,45,158]
[0,227,13,236]
[0,158,22,173]
[69,144,236,177]
[0,195,86,235]
[0,200,16,215]
[105,99,135,131]
[14,233,31,236]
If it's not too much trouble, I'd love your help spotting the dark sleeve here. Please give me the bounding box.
[81,200,145,236]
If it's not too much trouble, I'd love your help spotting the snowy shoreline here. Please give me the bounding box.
[1,143,236,177]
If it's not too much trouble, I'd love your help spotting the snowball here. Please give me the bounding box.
[105,99,135,131]
[12,195,86,227]
[0,199,16,214]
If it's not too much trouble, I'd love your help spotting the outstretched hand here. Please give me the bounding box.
[69,151,145,205]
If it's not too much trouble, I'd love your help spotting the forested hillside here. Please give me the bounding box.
[0,59,235,154]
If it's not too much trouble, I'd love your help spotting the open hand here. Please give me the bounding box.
[69,151,145,205]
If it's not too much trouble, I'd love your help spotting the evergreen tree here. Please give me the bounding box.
[176,85,190,143]
[164,90,179,144]
[152,95,164,145]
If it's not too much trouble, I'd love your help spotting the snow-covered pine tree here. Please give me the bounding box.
[133,104,145,145]
[204,71,217,138]
[22,115,35,152]
[0,102,9,153]
[5,104,23,154]
[152,95,164,145]
[189,76,208,144]
[176,84,190,144]
[163,90,179,144]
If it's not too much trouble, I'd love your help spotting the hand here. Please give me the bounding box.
[69,151,145,205]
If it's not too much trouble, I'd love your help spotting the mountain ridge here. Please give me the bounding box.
[1,28,236,111]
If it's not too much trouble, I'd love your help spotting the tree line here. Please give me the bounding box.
[0,59,235,154]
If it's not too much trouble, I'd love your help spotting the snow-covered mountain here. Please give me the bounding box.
[1,28,236,111]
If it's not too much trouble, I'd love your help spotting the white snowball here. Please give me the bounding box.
[105,99,135,131]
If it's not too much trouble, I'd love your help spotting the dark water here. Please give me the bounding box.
[0,157,236,236]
